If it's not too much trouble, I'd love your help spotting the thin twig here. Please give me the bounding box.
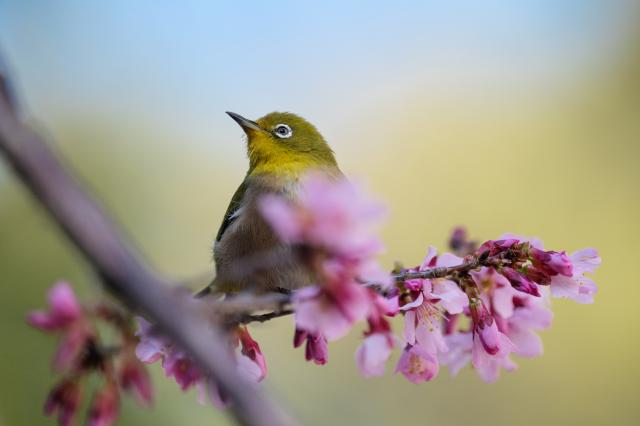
[227,253,510,325]
[239,309,295,325]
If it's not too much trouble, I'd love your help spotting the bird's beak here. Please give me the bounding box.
[226,111,262,133]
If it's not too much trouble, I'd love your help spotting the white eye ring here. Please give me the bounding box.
[273,124,292,139]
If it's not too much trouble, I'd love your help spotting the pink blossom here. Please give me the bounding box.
[470,301,516,352]
[293,284,371,341]
[27,281,82,331]
[440,330,518,383]
[431,279,468,315]
[401,299,448,356]
[259,174,391,286]
[27,282,92,372]
[506,294,553,357]
[472,322,515,362]
[87,384,120,426]
[44,379,82,426]
[440,293,552,380]
[162,349,203,390]
[470,267,515,319]
[294,329,328,365]
[396,248,473,380]
[465,302,518,382]
[551,275,598,304]
[570,248,601,274]
[134,317,168,364]
[419,245,464,269]
[472,336,518,383]
[439,332,473,377]
[52,325,92,372]
[256,193,301,242]
[260,175,386,255]
[395,344,439,383]
[355,293,396,377]
[355,333,394,377]
[550,248,601,303]
[417,247,468,314]
[237,326,267,382]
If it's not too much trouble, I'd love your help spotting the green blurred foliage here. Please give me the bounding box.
[1,4,640,426]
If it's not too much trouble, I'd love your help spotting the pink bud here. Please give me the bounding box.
[449,227,468,251]
[27,282,82,331]
[530,248,573,277]
[119,358,153,406]
[477,239,519,257]
[502,268,541,297]
[293,328,308,348]
[237,327,267,382]
[44,379,82,426]
[294,330,328,365]
[472,305,500,355]
[523,266,552,285]
[546,251,573,277]
[87,384,120,426]
[52,325,91,372]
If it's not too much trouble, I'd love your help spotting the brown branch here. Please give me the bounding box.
[0,63,295,426]
[226,252,510,325]
[243,309,295,323]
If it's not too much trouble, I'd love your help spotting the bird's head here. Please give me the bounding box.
[226,111,338,177]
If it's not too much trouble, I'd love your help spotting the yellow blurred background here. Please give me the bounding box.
[1,1,639,425]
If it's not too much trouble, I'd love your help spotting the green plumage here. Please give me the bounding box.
[215,178,247,243]
[200,111,341,296]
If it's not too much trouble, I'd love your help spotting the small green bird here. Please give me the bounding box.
[200,111,342,296]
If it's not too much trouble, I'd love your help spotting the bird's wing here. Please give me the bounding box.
[215,178,248,243]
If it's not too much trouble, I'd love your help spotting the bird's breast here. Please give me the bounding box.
[212,176,309,293]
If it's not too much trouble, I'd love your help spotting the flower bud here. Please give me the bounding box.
[502,268,541,297]
[119,357,153,406]
[87,383,119,426]
[237,326,267,382]
[471,305,500,355]
[530,248,573,277]
[477,239,519,257]
[44,379,82,426]
[523,266,552,285]
[27,282,82,331]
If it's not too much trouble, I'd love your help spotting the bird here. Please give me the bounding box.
[198,111,342,297]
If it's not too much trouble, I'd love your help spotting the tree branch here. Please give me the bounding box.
[0,63,295,426]
[220,252,509,326]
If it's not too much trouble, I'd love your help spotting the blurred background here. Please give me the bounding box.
[1,1,639,425]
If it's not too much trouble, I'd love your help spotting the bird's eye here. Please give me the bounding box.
[273,124,292,139]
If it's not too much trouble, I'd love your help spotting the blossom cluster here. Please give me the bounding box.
[28,175,602,423]
[258,175,601,383]
[398,239,599,383]
[27,282,152,426]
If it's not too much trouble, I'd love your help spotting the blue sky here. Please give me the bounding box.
[0,1,635,158]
